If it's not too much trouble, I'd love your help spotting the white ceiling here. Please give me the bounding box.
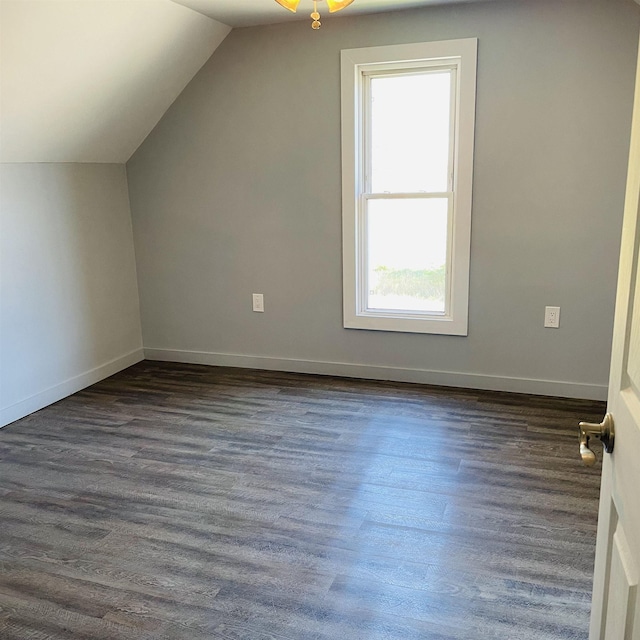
[0,0,488,164]
[171,0,489,28]
[0,0,230,163]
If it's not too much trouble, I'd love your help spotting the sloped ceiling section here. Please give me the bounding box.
[0,0,231,163]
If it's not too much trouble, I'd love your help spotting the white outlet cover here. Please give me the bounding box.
[252,293,264,312]
[544,306,560,328]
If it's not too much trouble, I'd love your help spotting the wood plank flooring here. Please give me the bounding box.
[0,362,605,639]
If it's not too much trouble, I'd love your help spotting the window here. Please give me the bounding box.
[341,39,477,335]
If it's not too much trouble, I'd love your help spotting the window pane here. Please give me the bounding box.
[370,71,452,194]
[367,198,448,313]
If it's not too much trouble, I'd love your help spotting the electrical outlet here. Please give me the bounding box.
[252,293,264,313]
[544,306,560,328]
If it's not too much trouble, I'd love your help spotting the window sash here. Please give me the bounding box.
[357,194,454,319]
[362,66,458,197]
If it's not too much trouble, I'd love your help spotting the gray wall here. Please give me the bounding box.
[127,0,640,399]
[0,163,143,426]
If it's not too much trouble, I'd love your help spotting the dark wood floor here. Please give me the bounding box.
[0,362,605,639]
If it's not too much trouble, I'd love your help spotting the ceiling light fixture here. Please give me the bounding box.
[275,0,354,30]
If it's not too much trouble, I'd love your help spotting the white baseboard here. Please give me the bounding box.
[144,348,608,401]
[0,348,144,428]
[1,345,604,430]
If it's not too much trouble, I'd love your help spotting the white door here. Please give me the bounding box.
[588,31,640,640]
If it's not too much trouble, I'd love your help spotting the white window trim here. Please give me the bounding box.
[341,39,477,335]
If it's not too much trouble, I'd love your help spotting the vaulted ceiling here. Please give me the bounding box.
[0,0,230,163]
[0,0,489,164]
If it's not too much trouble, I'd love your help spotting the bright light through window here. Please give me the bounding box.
[367,198,448,314]
[341,39,477,335]
[370,72,452,194]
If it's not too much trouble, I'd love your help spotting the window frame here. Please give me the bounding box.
[341,39,478,335]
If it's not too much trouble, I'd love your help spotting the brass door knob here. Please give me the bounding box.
[579,441,597,466]
[578,413,614,466]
